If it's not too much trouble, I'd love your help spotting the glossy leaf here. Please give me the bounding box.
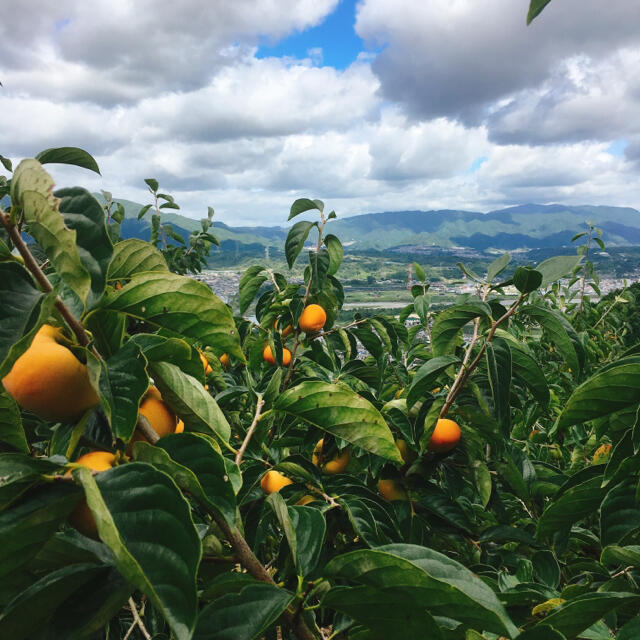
[513,266,542,293]
[326,545,518,637]
[406,355,459,410]
[0,453,61,511]
[431,301,491,356]
[0,262,57,378]
[536,255,582,287]
[487,253,511,282]
[74,463,201,640]
[289,197,322,220]
[35,146,100,175]
[510,345,549,406]
[57,187,114,308]
[134,434,237,528]
[194,584,294,640]
[289,504,326,576]
[557,362,640,430]
[238,268,267,314]
[600,479,640,546]
[87,340,149,442]
[149,361,230,443]
[102,271,243,361]
[11,159,91,306]
[486,338,512,436]
[285,220,315,268]
[0,389,28,453]
[106,238,168,281]
[274,381,402,463]
[527,0,553,24]
[325,234,343,275]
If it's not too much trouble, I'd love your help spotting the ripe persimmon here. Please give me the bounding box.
[427,418,461,453]
[260,470,293,494]
[298,304,327,333]
[377,478,408,502]
[312,438,350,474]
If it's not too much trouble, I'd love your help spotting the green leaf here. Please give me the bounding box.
[413,294,430,326]
[486,338,512,436]
[87,340,149,442]
[289,198,322,220]
[129,333,202,381]
[521,306,579,374]
[527,0,553,24]
[601,544,640,567]
[149,361,231,444]
[0,262,57,378]
[35,146,101,175]
[513,266,542,293]
[600,479,640,546]
[416,483,474,534]
[617,617,640,640]
[194,584,294,640]
[285,220,315,268]
[137,203,152,220]
[322,585,443,640]
[0,389,28,453]
[58,186,115,309]
[536,476,606,539]
[0,155,12,172]
[85,309,125,358]
[487,253,511,282]
[0,563,106,639]
[74,463,201,640]
[0,453,61,511]
[11,159,91,306]
[102,271,243,361]
[413,262,426,283]
[47,567,132,639]
[134,434,236,527]
[339,494,396,547]
[532,592,638,639]
[274,381,402,463]
[536,255,582,288]
[431,301,492,356]
[107,238,168,281]
[325,234,344,276]
[557,362,640,430]
[239,271,268,314]
[532,550,560,588]
[0,484,80,579]
[144,178,159,192]
[510,345,549,406]
[288,505,326,576]
[309,247,330,293]
[325,544,518,637]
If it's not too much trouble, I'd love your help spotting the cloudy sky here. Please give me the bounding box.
[1,0,639,225]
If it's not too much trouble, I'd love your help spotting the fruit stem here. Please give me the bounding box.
[0,209,93,350]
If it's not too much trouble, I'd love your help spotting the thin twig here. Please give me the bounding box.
[128,597,152,640]
[0,209,93,349]
[235,395,264,466]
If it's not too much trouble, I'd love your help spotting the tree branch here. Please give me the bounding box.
[235,395,264,466]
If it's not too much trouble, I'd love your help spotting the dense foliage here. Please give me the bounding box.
[1,146,640,640]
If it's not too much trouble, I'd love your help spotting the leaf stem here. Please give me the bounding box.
[235,394,265,466]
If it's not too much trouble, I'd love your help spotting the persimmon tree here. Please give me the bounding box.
[1,148,640,640]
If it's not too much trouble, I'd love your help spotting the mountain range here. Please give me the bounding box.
[107,198,640,255]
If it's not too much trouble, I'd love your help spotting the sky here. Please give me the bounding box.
[1,0,640,226]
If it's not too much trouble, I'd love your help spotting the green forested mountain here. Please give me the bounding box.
[102,197,640,253]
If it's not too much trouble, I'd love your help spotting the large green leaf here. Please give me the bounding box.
[406,355,459,410]
[325,544,518,637]
[521,306,579,374]
[513,266,542,293]
[274,381,402,463]
[510,345,549,406]
[532,592,638,639]
[601,544,640,567]
[106,238,168,281]
[600,479,640,546]
[416,483,475,534]
[130,333,203,383]
[431,301,492,356]
[289,197,323,220]
[557,362,640,430]
[0,390,28,453]
[536,476,606,539]
[536,255,582,287]
[85,309,125,358]
[322,585,443,640]
[0,563,106,639]
[487,253,511,283]
[74,463,201,640]
[134,433,237,528]
[339,495,397,547]
[0,453,61,511]
[102,271,243,361]
[87,340,149,442]
[238,266,267,314]
[0,262,57,378]
[324,234,343,276]
[0,484,80,579]
[617,617,640,640]
[35,146,101,175]
[10,159,91,306]
[486,338,512,436]
[56,187,113,308]
[285,220,315,268]
[149,360,230,444]
[194,584,294,640]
